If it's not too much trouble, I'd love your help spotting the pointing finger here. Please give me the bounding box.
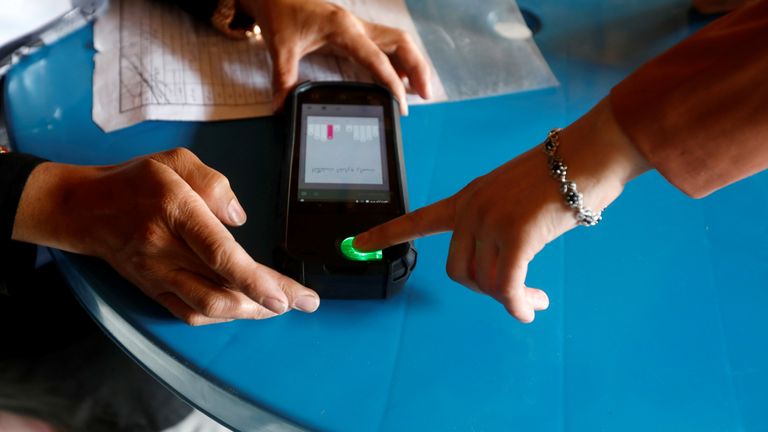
[354,196,456,251]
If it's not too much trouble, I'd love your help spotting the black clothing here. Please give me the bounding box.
[0,2,241,429]
[0,263,192,431]
[0,152,46,295]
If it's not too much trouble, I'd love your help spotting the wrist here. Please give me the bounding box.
[12,162,102,254]
[557,98,651,211]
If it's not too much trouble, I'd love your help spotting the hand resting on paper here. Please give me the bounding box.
[237,0,433,114]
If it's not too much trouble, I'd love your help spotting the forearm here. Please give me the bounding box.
[12,162,103,255]
[559,98,652,213]
[610,0,768,198]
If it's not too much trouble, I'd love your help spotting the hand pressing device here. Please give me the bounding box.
[275,82,417,299]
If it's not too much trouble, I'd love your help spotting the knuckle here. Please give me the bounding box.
[328,7,354,26]
[206,171,231,197]
[395,29,412,46]
[166,147,195,164]
[159,191,190,225]
[477,202,503,227]
[173,188,204,215]
[204,241,231,273]
[159,191,179,214]
[135,157,166,179]
[326,30,348,47]
[275,274,294,295]
[133,222,166,253]
[129,253,155,276]
[199,295,230,318]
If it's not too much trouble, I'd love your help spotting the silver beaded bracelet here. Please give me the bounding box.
[543,128,602,226]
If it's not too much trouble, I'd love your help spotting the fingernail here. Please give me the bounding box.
[263,297,288,315]
[425,81,433,99]
[228,198,247,226]
[294,295,320,313]
[353,233,368,248]
[272,94,283,113]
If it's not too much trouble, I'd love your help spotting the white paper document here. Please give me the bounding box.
[93,0,557,132]
[92,0,447,132]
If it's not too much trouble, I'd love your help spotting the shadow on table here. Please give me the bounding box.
[186,117,284,266]
[537,1,701,69]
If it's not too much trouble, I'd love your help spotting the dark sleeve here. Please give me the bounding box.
[0,153,47,295]
[162,0,219,22]
[609,0,768,198]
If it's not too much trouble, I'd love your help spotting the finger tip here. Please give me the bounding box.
[227,198,247,226]
[540,298,550,311]
[506,303,535,323]
[271,86,292,113]
[422,83,433,100]
[517,313,535,324]
[528,288,550,311]
[395,91,408,116]
[271,97,285,113]
[352,233,369,249]
[293,295,320,313]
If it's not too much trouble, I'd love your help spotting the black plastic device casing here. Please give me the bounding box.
[274,82,416,299]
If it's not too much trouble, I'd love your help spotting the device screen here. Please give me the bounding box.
[297,103,390,203]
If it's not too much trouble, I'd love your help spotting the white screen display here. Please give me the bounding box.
[298,103,390,203]
[304,115,384,185]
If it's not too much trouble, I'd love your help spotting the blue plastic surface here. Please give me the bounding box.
[5,1,768,431]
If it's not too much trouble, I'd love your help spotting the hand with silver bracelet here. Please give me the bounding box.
[354,99,650,323]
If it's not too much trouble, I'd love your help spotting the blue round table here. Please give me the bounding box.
[5,1,768,431]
